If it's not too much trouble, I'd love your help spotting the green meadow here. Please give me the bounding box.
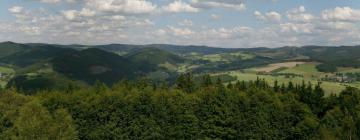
[219,62,360,95]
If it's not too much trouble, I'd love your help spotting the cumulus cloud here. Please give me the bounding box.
[162,0,199,13]
[168,26,194,36]
[287,6,314,22]
[85,0,157,15]
[322,7,360,21]
[255,11,282,22]
[8,6,23,14]
[61,10,77,20]
[191,0,246,11]
[280,23,314,34]
[2,0,360,48]
[38,0,61,3]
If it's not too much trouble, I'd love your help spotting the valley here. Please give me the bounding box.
[0,42,360,95]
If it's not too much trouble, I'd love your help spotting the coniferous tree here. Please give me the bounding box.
[227,83,234,89]
[201,74,213,87]
[94,80,108,94]
[280,83,286,93]
[241,81,247,90]
[176,73,195,93]
[288,81,294,91]
[273,80,279,92]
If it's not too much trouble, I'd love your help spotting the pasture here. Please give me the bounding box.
[226,71,348,95]
[250,62,306,73]
[0,66,15,87]
[220,62,360,95]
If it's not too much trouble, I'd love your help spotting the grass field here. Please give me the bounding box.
[0,66,15,87]
[212,61,360,95]
[278,62,321,76]
[250,62,306,73]
[226,71,349,95]
[229,52,255,60]
[338,67,360,73]
[201,54,226,62]
[192,52,256,62]
[0,66,15,74]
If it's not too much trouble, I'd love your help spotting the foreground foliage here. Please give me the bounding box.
[0,75,360,139]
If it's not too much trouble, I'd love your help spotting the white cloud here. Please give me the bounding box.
[168,26,194,36]
[8,6,23,14]
[255,11,282,22]
[3,0,360,48]
[79,8,96,17]
[287,6,314,22]
[191,0,246,11]
[61,10,77,20]
[163,0,199,13]
[322,7,360,21]
[38,0,61,3]
[266,12,282,22]
[280,23,314,33]
[61,8,96,21]
[85,0,157,15]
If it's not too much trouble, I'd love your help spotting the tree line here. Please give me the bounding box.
[0,73,359,139]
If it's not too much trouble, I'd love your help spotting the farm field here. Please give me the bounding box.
[190,52,256,62]
[219,62,360,95]
[226,71,351,95]
[0,66,15,87]
[250,62,306,73]
[338,67,360,73]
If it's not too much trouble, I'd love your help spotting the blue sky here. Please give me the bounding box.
[1,0,360,48]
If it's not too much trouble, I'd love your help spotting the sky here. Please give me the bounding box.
[1,0,360,48]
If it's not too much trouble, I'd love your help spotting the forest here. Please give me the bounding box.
[1,74,359,140]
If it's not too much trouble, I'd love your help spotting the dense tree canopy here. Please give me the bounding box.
[0,75,360,139]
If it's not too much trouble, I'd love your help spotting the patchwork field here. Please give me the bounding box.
[338,67,360,73]
[190,52,256,62]
[0,66,15,87]
[251,62,306,73]
[226,71,350,95]
[278,62,324,77]
[215,62,360,95]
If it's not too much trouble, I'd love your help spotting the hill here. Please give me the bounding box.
[125,47,185,66]
[51,48,156,85]
[0,41,26,59]
[0,43,75,67]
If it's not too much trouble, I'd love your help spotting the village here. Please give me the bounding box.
[321,73,360,83]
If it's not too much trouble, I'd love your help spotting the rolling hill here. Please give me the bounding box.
[125,47,185,66]
[51,48,157,85]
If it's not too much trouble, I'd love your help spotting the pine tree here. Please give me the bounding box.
[176,73,195,93]
[201,74,213,87]
[288,81,294,91]
[273,80,279,92]
[227,83,234,89]
[281,83,286,93]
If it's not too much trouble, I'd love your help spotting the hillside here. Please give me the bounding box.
[51,48,156,85]
[126,47,185,66]
[0,43,75,67]
[1,42,360,94]
[0,41,26,59]
[2,74,360,139]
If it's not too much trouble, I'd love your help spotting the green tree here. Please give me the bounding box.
[176,73,195,93]
[9,100,78,140]
[201,74,213,87]
[273,80,279,92]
